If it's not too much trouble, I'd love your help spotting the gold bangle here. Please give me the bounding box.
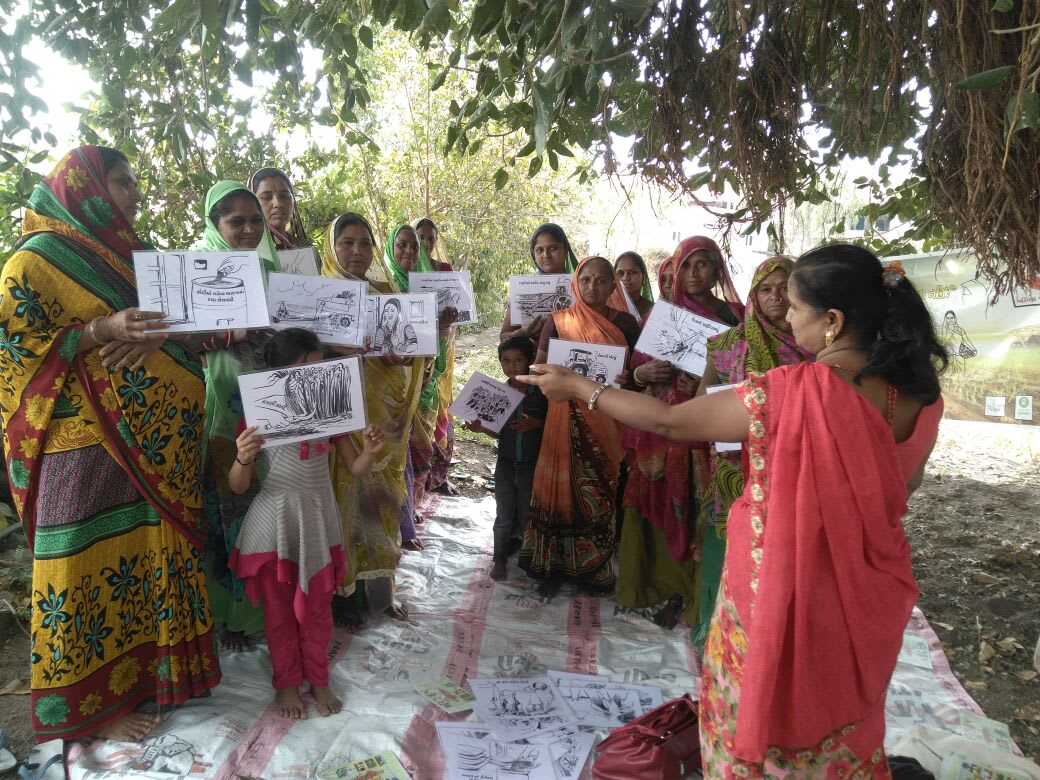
[87,316,106,345]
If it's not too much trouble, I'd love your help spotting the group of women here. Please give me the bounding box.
[4,144,950,778]
[1,146,459,742]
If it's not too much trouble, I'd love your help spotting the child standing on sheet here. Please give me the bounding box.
[228,328,385,720]
[465,336,548,581]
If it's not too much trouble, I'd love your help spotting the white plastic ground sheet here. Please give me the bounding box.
[66,495,986,779]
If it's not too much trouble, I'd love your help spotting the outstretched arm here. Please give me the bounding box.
[515,364,751,443]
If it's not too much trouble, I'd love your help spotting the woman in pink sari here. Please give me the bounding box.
[520,244,947,777]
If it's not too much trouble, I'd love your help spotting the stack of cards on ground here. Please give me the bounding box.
[435,673,663,779]
[448,372,525,434]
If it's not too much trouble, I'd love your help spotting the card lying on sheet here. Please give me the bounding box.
[316,751,411,779]
[468,676,576,741]
[414,675,476,713]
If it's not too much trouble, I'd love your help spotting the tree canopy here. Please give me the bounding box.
[1,1,1037,293]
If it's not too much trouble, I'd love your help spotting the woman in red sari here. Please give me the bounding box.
[617,237,744,629]
[520,244,947,777]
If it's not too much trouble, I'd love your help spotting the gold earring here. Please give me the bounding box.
[824,330,835,348]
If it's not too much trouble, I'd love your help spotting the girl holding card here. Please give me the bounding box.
[519,256,640,596]
[229,328,385,719]
[414,217,460,497]
[383,224,459,525]
[499,222,580,342]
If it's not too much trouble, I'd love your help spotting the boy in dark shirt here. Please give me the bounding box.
[466,336,547,580]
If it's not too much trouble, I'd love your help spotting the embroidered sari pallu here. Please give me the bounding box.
[0,147,217,740]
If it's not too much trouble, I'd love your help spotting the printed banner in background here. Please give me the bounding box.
[891,249,1040,425]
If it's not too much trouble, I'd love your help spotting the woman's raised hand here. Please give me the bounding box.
[514,363,589,402]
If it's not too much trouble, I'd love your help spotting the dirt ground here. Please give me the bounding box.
[0,326,1037,775]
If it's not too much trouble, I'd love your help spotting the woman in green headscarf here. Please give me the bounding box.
[384,224,458,528]
[196,180,281,652]
[691,256,812,646]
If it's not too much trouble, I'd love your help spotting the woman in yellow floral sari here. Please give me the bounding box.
[0,146,218,742]
[321,213,423,625]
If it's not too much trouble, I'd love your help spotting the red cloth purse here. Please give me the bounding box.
[591,694,701,780]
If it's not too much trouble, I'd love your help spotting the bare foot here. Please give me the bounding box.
[652,597,682,630]
[275,687,307,720]
[384,601,409,621]
[401,537,424,552]
[434,480,460,496]
[536,580,561,599]
[311,685,343,717]
[221,628,250,652]
[490,561,507,581]
[413,511,425,526]
[330,595,366,630]
[94,712,161,742]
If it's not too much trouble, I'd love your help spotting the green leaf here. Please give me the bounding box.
[528,155,542,176]
[1004,90,1040,133]
[533,83,553,154]
[954,66,1013,91]
[199,0,222,41]
[445,124,460,153]
[431,68,448,91]
[494,167,509,189]
[992,0,1014,11]
[359,25,374,49]
[470,0,504,38]
[418,1,451,36]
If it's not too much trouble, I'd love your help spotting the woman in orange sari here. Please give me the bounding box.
[520,244,946,777]
[519,256,640,596]
[1,147,218,742]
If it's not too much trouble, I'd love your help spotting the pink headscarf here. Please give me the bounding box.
[670,236,745,322]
